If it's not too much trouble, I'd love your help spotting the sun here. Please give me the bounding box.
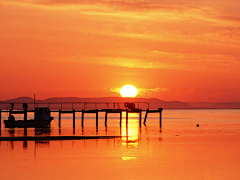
[120,85,138,98]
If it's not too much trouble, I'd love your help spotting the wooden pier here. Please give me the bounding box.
[55,108,163,128]
[0,108,163,128]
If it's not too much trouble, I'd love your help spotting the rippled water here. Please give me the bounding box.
[1,110,240,180]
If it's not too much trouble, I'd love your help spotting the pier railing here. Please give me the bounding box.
[0,102,149,110]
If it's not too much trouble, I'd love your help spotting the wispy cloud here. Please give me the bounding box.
[82,50,239,72]
[17,0,198,11]
[98,56,183,70]
[0,0,225,17]
[110,87,169,97]
[150,50,237,63]
[138,87,170,97]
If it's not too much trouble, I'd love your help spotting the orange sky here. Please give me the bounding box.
[1,0,240,102]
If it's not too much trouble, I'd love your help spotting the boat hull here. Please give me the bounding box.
[4,120,52,128]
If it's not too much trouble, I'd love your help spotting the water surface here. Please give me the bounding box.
[1,110,240,180]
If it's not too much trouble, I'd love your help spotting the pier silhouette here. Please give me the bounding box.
[0,102,163,128]
[0,102,163,143]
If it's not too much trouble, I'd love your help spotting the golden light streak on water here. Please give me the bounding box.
[121,113,140,160]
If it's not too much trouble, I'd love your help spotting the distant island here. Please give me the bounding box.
[0,97,240,110]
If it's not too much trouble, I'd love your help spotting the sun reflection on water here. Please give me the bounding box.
[121,112,140,160]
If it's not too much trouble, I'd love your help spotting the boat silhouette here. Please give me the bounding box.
[4,106,53,128]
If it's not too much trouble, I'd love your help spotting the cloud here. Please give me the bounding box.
[4,0,240,30]
[202,29,240,45]
[217,15,240,22]
[138,87,169,95]
[110,87,121,93]
[1,0,213,14]
[137,87,170,97]
[2,0,240,73]
[99,56,181,70]
[22,0,193,11]
[110,87,170,97]
[150,50,237,64]
[86,49,239,72]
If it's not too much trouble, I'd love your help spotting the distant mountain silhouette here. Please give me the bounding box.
[186,101,240,109]
[1,96,240,110]
[186,102,217,108]
[5,96,34,102]
[212,102,240,109]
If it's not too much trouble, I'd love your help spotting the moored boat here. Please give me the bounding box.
[4,106,53,128]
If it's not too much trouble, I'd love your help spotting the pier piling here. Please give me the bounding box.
[82,110,84,127]
[24,128,27,136]
[120,111,122,126]
[126,110,128,126]
[24,110,27,122]
[159,108,163,127]
[73,109,75,128]
[105,111,108,127]
[96,109,98,127]
[144,109,149,125]
[59,110,61,128]
[139,109,142,127]
[0,109,1,129]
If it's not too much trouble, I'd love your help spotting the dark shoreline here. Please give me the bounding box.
[0,135,122,141]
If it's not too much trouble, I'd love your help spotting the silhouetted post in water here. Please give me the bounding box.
[59,110,61,128]
[73,109,75,128]
[159,108,163,127]
[23,141,28,149]
[144,109,149,125]
[120,111,122,126]
[0,109,1,129]
[126,109,128,126]
[9,110,11,122]
[34,94,36,108]
[139,109,142,127]
[126,112,128,140]
[81,127,84,135]
[96,109,98,127]
[105,111,108,127]
[96,127,98,135]
[23,103,28,121]
[81,110,84,127]
[24,128,27,136]
[24,109,27,121]
[105,126,107,135]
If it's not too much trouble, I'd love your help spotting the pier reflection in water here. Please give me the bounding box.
[5,128,51,150]
[1,112,144,149]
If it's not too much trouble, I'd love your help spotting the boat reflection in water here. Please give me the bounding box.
[5,128,51,150]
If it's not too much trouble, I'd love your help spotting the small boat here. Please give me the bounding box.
[4,107,53,128]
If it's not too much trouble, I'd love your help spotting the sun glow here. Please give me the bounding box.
[120,85,138,98]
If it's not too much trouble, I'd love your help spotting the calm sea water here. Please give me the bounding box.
[1,109,240,180]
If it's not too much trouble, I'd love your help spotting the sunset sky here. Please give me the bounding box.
[1,0,240,102]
